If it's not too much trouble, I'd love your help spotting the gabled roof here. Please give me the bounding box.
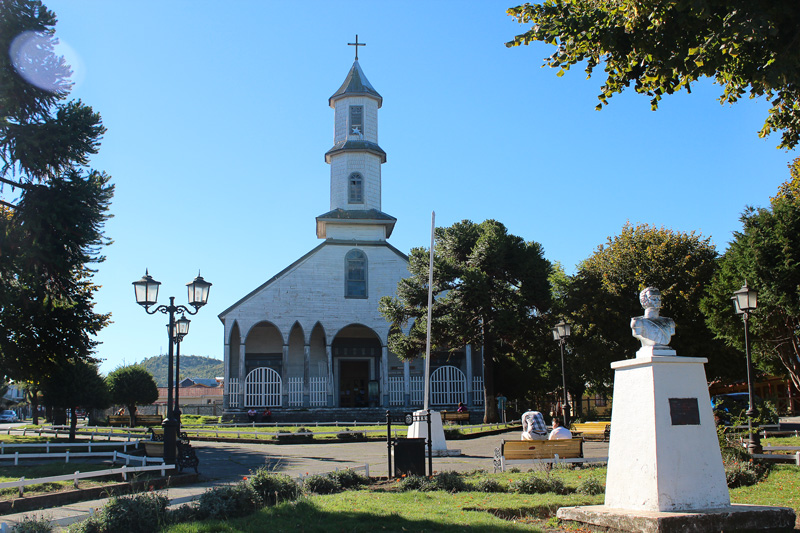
[324,139,386,164]
[329,60,383,108]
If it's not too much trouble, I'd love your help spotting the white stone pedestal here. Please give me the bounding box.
[604,352,728,511]
[407,410,460,457]
[558,349,796,532]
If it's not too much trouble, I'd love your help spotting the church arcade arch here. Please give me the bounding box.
[331,324,382,408]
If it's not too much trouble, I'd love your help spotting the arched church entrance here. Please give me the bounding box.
[332,325,381,408]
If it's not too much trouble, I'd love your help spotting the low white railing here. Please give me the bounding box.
[0,440,140,454]
[0,463,174,497]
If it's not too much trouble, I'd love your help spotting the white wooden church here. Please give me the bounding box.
[218,53,485,415]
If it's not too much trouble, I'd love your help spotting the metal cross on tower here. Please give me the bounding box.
[348,34,366,60]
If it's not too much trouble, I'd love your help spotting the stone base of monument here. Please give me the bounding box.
[407,410,461,457]
[557,504,796,533]
[557,349,796,532]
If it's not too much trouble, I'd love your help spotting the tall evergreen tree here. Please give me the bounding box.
[380,219,552,423]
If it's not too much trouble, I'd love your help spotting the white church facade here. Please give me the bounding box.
[218,57,484,414]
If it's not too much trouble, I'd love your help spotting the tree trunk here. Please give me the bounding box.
[69,407,78,442]
[482,327,498,424]
[29,390,39,425]
[127,404,137,427]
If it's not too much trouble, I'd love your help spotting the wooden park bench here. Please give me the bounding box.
[440,411,470,424]
[108,414,163,427]
[493,438,585,472]
[570,422,610,441]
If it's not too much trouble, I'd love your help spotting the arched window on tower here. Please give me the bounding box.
[348,173,364,204]
[345,249,367,298]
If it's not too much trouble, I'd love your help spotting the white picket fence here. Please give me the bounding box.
[228,377,240,408]
[410,375,424,405]
[388,376,404,406]
[310,377,327,407]
[0,463,173,497]
[472,376,484,405]
[287,377,303,407]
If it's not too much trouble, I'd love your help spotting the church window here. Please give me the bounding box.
[345,249,367,298]
[348,172,364,204]
[349,105,363,136]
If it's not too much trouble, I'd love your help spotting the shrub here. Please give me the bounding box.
[724,459,769,488]
[327,469,368,490]
[67,492,168,533]
[166,503,198,525]
[13,515,53,532]
[397,474,430,491]
[303,474,341,494]
[248,469,300,504]
[296,427,313,434]
[427,471,470,493]
[576,476,605,495]
[194,482,261,521]
[474,478,506,493]
[510,473,572,495]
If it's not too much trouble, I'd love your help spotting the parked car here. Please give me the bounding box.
[0,410,19,423]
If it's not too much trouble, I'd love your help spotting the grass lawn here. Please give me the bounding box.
[161,464,800,533]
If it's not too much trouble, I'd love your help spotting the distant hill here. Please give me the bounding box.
[139,355,224,387]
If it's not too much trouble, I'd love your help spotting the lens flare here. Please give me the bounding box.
[10,30,83,94]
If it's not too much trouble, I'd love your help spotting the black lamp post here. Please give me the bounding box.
[552,320,572,426]
[732,281,761,454]
[133,270,211,466]
[173,315,190,433]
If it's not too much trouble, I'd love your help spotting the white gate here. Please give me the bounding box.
[227,378,240,408]
[244,367,282,407]
[287,377,303,407]
[410,375,424,406]
[430,365,467,406]
[472,376,484,405]
[388,375,404,406]
[310,377,327,407]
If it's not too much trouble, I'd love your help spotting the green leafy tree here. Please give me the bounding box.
[506,1,800,149]
[0,0,112,419]
[564,223,735,394]
[380,219,552,423]
[41,359,109,441]
[701,159,800,392]
[106,365,159,426]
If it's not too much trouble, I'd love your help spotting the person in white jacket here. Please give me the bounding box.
[548,418,573,440]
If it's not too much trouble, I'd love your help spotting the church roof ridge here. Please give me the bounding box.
[316,208,396,222]
[329,60,383,108]
[324,139,386,164]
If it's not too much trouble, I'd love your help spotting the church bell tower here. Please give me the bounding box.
[316,38,396,241]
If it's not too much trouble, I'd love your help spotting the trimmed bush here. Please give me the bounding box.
[327,469,368,490]
[13,515,53,533]
[194,482,261,521]
[427,471,470,493]
[475,478,506,493]
[248,469,300,504]
[510,473,572,495]
[67,492,168,533]
[576,476,605,495]
[303,474,341,494]
[397,474,429,492]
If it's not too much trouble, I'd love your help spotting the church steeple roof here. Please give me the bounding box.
[328,60,383,108]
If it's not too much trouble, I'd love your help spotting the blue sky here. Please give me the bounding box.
[36,0,797,374]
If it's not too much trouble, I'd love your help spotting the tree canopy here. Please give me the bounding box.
[106,365,159,426]
[701,158,800,391]
[380,219,552,422]
[506,0,800,149]
[0,0,112,398]
[562,222,735,393]
[42,359,109,440]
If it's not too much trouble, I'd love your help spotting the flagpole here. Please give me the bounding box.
[423,211,435,411]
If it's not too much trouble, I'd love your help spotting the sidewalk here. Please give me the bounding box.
[0,429,609,529]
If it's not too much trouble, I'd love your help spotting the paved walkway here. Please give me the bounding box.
[0,430,609,530]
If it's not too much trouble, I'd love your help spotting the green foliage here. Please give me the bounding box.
[67,492,168,533]
[194,482,261,521]
[576,475,605,496]
[247,469,300,505]
[564,222,732,392]
[327,469,368,490]
[507,1,800,149]
[302,474,341,495]
[380,219,552,422]
[41,359,109,440]
[510,473,572,495]
[426,470,470,493]
[139,355,223,387]
[12,514,53,533]
[105,365,159,424]
[0,1,112,409]
[474,477,506,493]
[702,165,800,392]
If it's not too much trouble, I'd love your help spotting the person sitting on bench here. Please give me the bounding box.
[521,410,548,440]
[548,418,573,440]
